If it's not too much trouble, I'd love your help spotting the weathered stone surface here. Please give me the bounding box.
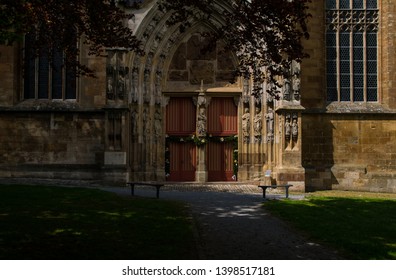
[189,61,215,84]
[168,70,189,81]
[169,43,187,70]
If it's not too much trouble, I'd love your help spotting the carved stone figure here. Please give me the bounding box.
[283,77,291,101]
[253,106,263,142]
[155,70,162,104]
[292,74,300,100]
[154,109,162,139]
[131,67,139,103]
[106,77,115,100]
[118,75,125,100]
[285,114,291,141]
[131,108,139,136]
[242,107,250,142]
[142,108,150,139]
[292,117,298,141]
[292,62,301,100]
[197,107,207,136]
[266,108,274,142]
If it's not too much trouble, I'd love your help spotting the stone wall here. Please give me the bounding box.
[0,111,110,180]
[303,113,396,193]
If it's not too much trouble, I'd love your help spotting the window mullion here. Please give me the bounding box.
[363,29,367,102]
[349,31,354,102]
[336,30,341,102]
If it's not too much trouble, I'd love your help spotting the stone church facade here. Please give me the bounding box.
[1,0,396,193]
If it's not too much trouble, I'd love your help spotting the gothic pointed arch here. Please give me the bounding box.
[127,0,241,105]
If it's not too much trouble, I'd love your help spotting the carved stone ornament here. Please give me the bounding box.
[292,114,298,141]
[197,107,207,136]
[265,108,274,143]
[253,106,263,142]
[241,107,250,143]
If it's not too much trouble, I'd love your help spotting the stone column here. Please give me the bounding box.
[195,90,208,182]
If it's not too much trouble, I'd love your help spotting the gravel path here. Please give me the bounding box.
[124,185,341,260]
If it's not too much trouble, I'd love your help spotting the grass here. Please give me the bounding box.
[0,184,197,260]
[264,190,396,260]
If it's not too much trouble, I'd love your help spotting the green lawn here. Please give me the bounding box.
[264,191,396,259]
[0,185,197,260]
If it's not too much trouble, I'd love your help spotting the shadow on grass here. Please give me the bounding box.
[264,197,396,260]
[0,185,197,260]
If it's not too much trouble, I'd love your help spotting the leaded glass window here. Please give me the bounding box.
[24,33,77,100]
[326,0,379,102]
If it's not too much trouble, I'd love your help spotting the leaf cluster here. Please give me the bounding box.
[0,0,143,76]
[158,0,311,97]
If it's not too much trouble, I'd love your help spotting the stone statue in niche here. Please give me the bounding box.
[155,70,162,104]
[142,108,150,139]
[285,114,291,141]
[118,75,125,100]
[266,78,275,104]
[292,74,300,101]
[265,108,274,143]
[154,108,162,140]
[283,77,291,101]
[242,107,250,143]
[106,77,115,100]
[197,95,206,107]
[292,115,298,141]
[131,67,139,103]
[106,52,116,100]
[197,107,207,136]
[292,62,301,100]
[131,108,139,136]
[253,106,263,143]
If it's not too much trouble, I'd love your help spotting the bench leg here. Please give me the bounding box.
[262,187,267,199]
[155,186,160,199]
[131,185,135,196]
[285,187,289,198]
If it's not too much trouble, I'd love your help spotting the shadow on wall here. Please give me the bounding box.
[302,113,337,191]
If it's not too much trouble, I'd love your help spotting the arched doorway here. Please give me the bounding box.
[165,96,238,182]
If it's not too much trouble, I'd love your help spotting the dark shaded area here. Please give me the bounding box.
[0,185,197,260]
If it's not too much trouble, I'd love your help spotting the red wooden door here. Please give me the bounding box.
[207,97,237,181]
[166,97,197,181]
[207,142,235,181]
[168,142,196,181]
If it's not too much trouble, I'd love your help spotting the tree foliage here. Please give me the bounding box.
[158,0,311,96]
[0,0,143,76]
[1,0,311,94]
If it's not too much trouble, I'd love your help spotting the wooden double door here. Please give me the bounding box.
[166,97,237,182]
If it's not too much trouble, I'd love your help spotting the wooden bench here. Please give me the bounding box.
[257,184,293,199]
[127,181,164,199]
